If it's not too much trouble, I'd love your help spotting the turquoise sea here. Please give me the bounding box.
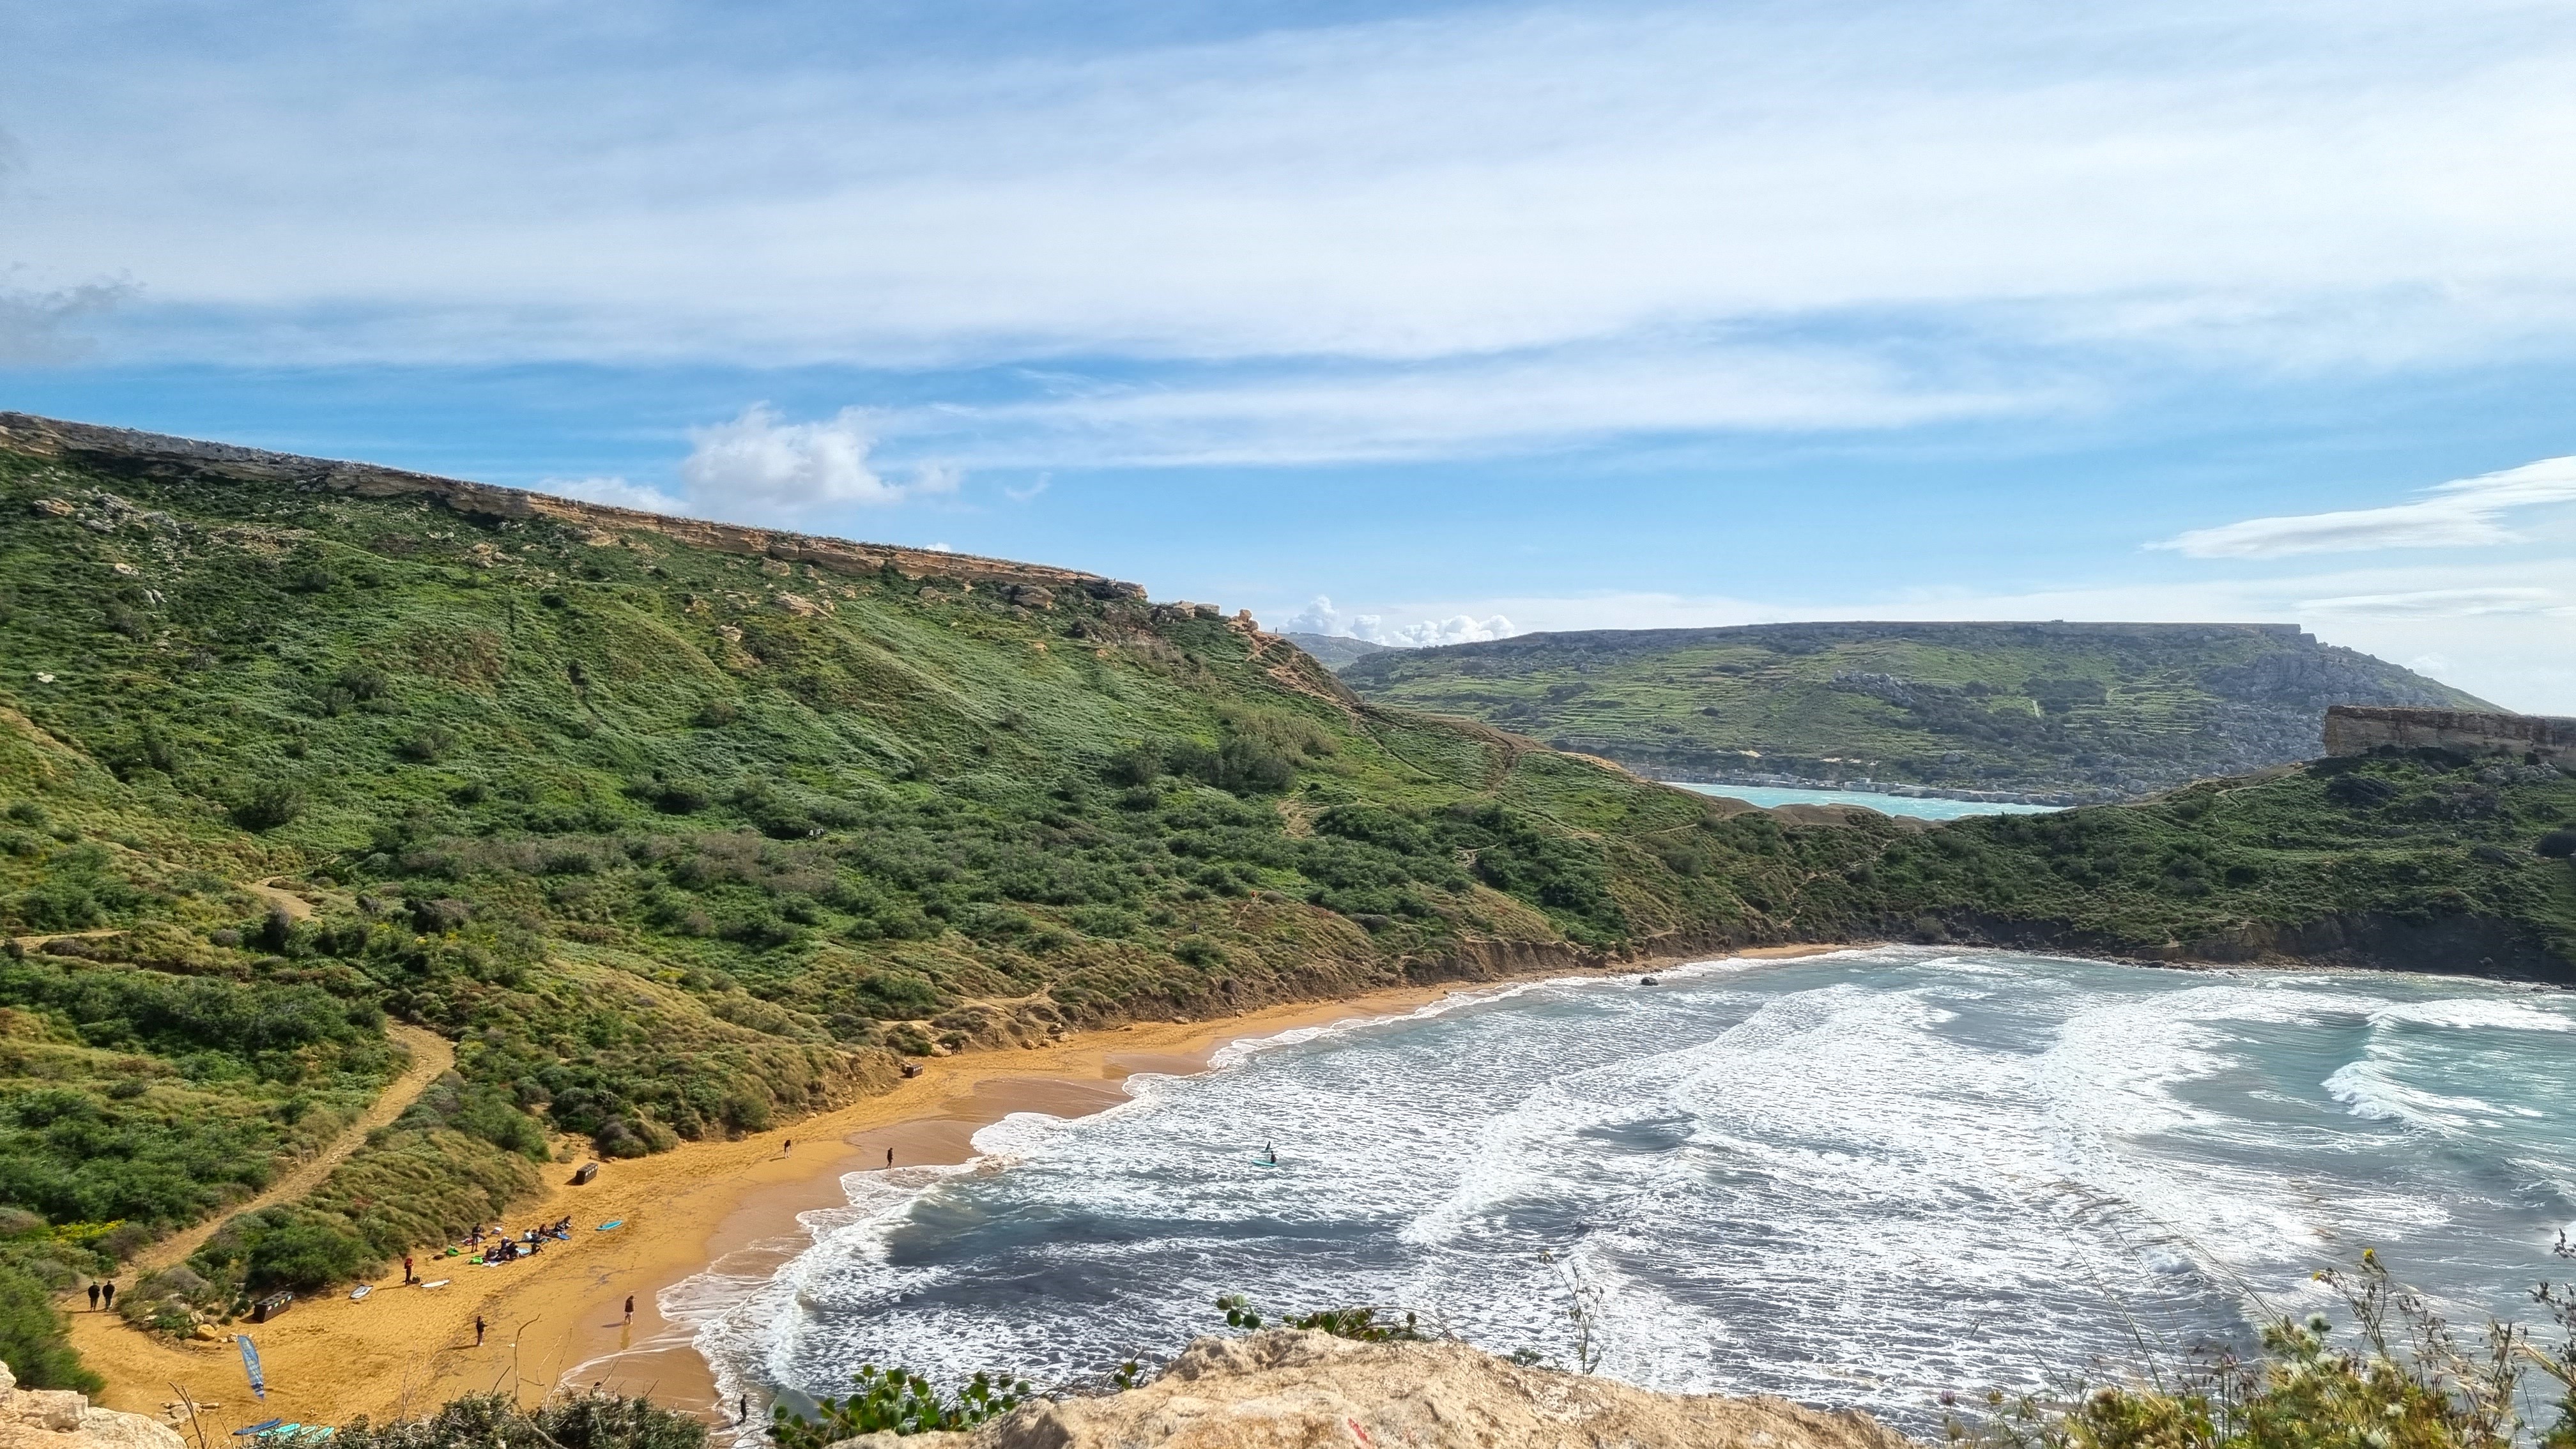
[1675,781,2064,819]
[679,947,2576,1435]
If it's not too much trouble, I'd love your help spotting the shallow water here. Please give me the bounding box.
[684,948,2576,1432]
[1675,782,2062,818]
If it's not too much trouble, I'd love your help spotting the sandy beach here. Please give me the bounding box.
[67,946,1846,1437]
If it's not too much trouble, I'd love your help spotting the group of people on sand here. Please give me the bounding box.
[466,1217,576,1264]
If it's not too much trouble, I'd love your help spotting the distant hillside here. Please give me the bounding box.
[1280,631,1396,669]
[1337,621,2496,800]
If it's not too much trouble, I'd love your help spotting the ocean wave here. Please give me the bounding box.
[704,947,2576,1436]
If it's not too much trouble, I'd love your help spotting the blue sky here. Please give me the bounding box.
[6,0,2575,709]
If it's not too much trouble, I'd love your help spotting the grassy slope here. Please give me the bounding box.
[1870,752,2576,976]
[0,429,1922,1339]
[1337,622,2493,799]
[2,421,2570,1384]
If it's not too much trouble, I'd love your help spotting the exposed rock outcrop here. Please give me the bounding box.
[2324,705,2576,763]
[0,1363,186,1449]
[889,1331,1915,1449]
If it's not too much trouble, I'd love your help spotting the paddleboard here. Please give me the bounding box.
[348,1285,371,1301]
[419,1279,450,1289]
[1252,1158,1279,1168]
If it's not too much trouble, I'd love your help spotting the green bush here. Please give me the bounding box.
[1947,1252,2570,1449]
[771,1365,1031,1446]
[339,1392,704,1449]
[0,1264,102,1392]
[233,781,307,831]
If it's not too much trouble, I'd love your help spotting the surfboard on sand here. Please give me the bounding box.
[349,1285,371,1301]
[419,1280,450,1289]
[596,1220,625,1230]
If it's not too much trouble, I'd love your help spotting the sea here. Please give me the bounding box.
[676,947,2576,1436]
[1675,782,2064,819]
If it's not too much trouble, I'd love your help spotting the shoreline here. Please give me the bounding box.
[65,945,1851,1435]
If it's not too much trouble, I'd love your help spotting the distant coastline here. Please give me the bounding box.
[1648,769,2088,808]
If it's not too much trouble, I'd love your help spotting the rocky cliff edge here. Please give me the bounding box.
[0,1363,185,1449]
[876,1331,1915,1449]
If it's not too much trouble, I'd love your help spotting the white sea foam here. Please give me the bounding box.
[684,948,2576,1434]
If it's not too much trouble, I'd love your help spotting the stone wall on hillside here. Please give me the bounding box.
[2324,705,2576,762]
[0,412,1146,603]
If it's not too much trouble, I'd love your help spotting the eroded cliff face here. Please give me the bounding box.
[883,1331,1915,1449]
[0,1362,185,1449]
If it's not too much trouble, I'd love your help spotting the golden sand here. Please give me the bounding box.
[69,946,1847,1437]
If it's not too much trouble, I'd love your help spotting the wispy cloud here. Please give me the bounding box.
[2154,456,2576,558]
[2298,587,2568,618]
[21,0,2576,393]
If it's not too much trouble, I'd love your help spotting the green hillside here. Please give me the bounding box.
[0,413,2569,1389]
[1336,622,2494,801]
[0,414,1912,1351]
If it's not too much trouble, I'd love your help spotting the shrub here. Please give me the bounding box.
[399,727,456,763]
[771,1365,1031,1446]
[1947,1251,2568,1449]
[233,782,307,831]
[2539,829,2576,860]
[0,1264,99,1392]
[339,1392,704,1449]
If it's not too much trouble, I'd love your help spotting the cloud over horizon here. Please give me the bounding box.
[2155,456,2576,558]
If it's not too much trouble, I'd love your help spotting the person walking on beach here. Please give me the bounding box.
[86,1283,99,1310]
[403,1254,415,1284]
[99,1281,114,1310]
[624,1294,634,1327]
[475,1316,486,1347]
[783,1137,792,1157]
[885,1147,894,1169]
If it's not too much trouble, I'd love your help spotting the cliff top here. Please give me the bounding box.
[0,412,1145,602]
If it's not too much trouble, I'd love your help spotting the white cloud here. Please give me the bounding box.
[2155,456,2576,558]
[2297,587,2565,618]
[678,404,958,512]
[1280,594,1515,647]
[19,0,2576,417]
[870,342,2057,467]
[542,475,690,516]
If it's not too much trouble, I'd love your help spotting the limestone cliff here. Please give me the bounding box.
[0,1363,185,1449]
[885,1331,1914,1449]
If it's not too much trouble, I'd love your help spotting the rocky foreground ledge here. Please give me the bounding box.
[880,1331,1915,1449]
[0,1363,183,1449]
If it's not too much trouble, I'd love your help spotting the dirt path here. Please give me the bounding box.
[119,1023,455,1278]
[245,878,316,921]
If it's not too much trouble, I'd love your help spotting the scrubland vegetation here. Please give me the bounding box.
[0,431,2570,1396]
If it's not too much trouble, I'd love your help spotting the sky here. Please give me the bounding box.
[4,0,2574,710]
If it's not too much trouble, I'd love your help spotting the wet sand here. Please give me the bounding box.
[68,946,1850,1435]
